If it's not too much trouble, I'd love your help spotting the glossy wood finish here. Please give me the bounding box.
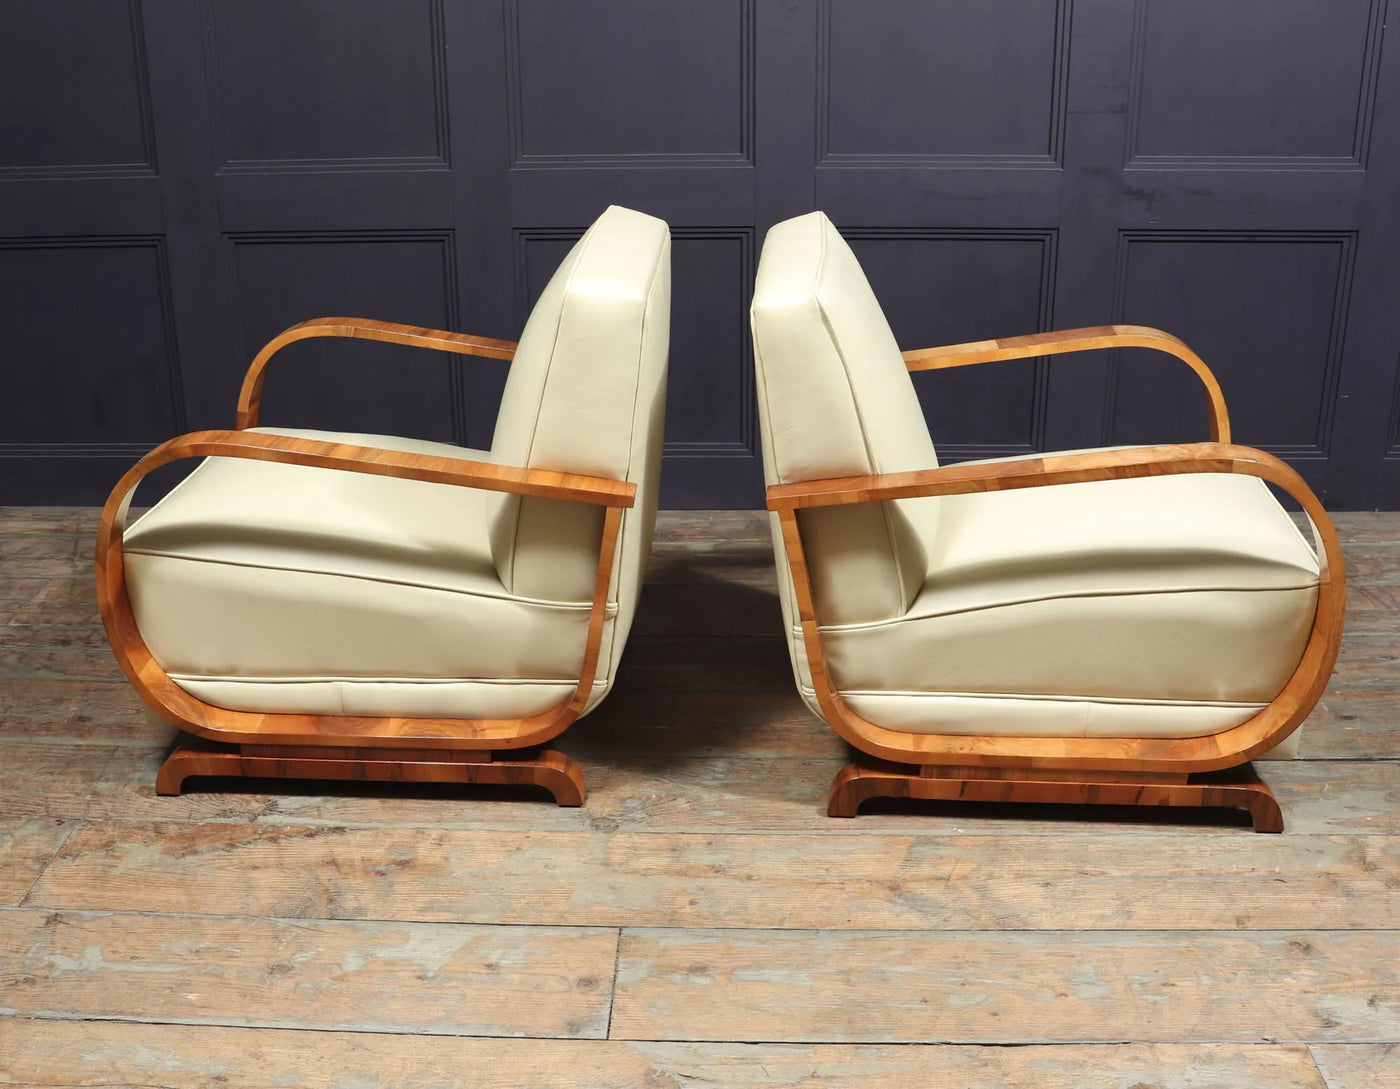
[236,317,518,430]
[156,738,586,807]
[828,760,1285,832]
[768,342,1345,821]
[767,441,1290,512]
[96,439,629,752]
[104,429,636,509]
[94,321,633,800]
[7,508,1400,1083]
[900,324,1232,443]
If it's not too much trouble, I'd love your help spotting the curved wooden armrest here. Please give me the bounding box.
[774,442,1290,510]
[902,324,1230,443]
[98,428,634,558]
[769,441,1344,773]
[94,429,631,753]
[236,317,519,429]
[768,439,1341,593]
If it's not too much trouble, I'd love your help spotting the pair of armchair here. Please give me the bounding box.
[97,206,1343,831]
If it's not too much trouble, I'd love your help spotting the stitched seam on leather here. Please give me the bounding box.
[125,453,216,534]
[504,219,602,595]
[122,548,609,610]
[810,580,1320,632]
[811,216,914,618]
[802,684,1267,709]
[170,673,585,685]
[749,266,796,615]
[600,227,669,674]
[1258,474,1323,563]
[749,273,807,636]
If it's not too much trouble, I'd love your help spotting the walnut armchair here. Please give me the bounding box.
[751,211,1343,831]
[97,205,671,804]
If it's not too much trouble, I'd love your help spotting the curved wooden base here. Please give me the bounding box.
[156,736,586,806]
[827,759,1283,832]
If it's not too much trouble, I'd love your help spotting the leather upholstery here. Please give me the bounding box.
[125,205,669,719]
[751,211,939,625]
[753,211,1321,743]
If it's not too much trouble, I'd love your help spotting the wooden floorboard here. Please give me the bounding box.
[0,819,71,906]
[0,1023,1331,1089]
[0,907,617,1038]
[1,506,1397,1083]
[1310,1044,1400,1088]
[610,928,1400,1044]
[23,821,1400,931]
[2,740,1398,835]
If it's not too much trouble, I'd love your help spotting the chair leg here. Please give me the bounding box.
[155,735,586,806]
[827,758,1283,832]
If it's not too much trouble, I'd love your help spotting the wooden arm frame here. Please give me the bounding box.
[768,441,1345,776]
[902,324,1231,443]
[236,317,518,430]
[97,430,633,752]
[98,319,633,777]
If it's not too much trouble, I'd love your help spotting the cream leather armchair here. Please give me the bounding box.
[97,205,671,805]
[752,211,1343,830]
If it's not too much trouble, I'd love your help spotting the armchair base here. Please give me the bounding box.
[827,759,1283,832]
[155,736,586,806]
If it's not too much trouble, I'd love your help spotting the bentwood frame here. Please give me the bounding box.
[96,318,637,805]
[766,325,1346,830]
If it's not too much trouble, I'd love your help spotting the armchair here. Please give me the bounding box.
[97,205,671,804]
[752,211,1343,830]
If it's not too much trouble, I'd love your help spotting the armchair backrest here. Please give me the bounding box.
[489,205,670,672]
[750,211,938,625]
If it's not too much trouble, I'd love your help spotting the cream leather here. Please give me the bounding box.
[125,205,669,720]
[751,211,939,624]
[753,211,1321,743]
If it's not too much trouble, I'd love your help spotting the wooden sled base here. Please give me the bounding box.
[828,759,1283,832]
[156,735,586,806]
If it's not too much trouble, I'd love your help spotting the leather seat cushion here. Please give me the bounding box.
[806,470,1321,737]
[123,427,614,719]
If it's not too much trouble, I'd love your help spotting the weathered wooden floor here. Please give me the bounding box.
[1,507,1398,1088]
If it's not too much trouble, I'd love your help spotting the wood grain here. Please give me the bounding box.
[24,820,1400,932]
[234,316,517,430]
[0,680,174,745]
[0,571,89,606]
[770,440,1346,780]
[0,657,1392,761]
[1301,695,1400,760]
[1,508,1398,1081]
[1309,1044,1400,1088]
[0,1021,1332,1089]
[0,534,87,577]
[611,928,1400,1043]
[0,506,99,535]
[155,738,587,806]
[0,616,107,648]
[829,761,1284,831]
[0,907,616,1038]
[0,819,71,905]
[95,430,630,754]
[1,743,1397,837]
[0,506,761,542]
[902,325,1231,443]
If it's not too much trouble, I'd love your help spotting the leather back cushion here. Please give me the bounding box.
[489,206,670,672]
[751,211,938,624]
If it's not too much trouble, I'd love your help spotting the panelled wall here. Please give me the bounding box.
[4,0,1400,507]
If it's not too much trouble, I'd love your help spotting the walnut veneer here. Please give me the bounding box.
[98,318,634,805]
[768,326,1345,829]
